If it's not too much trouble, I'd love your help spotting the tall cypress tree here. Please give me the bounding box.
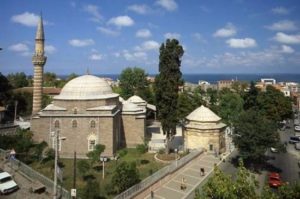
[155,39,184,153]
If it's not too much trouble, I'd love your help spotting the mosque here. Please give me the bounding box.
[30,16,147,158]
[30,15,227,158]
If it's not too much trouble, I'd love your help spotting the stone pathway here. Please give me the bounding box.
[144,153,221,199]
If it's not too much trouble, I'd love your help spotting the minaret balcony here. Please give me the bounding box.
[32,55,47,65]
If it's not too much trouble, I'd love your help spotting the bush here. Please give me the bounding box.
[140,159,149,165]
[117,149,127,157]
[158,148,165,154]
[136,144,147,154]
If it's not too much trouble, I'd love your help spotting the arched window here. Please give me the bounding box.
[72,120,77,128]
[90,120,96,128]
[87,134,96,151]
[73,107,78,114]
[54,120,60,129]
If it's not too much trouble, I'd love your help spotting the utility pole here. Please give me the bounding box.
[72,151,77,199]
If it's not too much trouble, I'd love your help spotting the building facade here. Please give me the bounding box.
[183,105,226,154]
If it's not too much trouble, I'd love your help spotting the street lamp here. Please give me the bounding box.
[174,148,178,167]
[100,156,108,179]
[51,131,66,199]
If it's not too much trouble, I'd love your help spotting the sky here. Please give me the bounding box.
[1,0,300,75]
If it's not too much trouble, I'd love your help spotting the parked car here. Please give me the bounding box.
[0,172,18,194]
[289,136,300,144]
[268,172,282,188]
[295,143,300,150]
[270,147,278,153]
[295,126,300,132]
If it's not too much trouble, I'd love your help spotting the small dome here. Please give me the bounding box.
[54,75,119,100]
[186,105,221,122]
[122,101,143,112]
[127,95,146,103]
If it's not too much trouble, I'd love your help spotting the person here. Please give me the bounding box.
[200,168,205,176]
[9,148,16,160]
[180,177,186,190]
[150,191,154,199]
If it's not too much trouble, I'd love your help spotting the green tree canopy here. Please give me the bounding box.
[119,67,152,101]
[257,85,292,122]
[86,144,105,167]
[219,91,244,125]
[155,39,184,153]
[111,161,140,193]
[243,81,259,110]
[7,72,29,88]
[233,109,279,161]
[0,72,12,106]
[200,160,258,199]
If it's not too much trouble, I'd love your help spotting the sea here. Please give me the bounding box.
[59,74,300,84]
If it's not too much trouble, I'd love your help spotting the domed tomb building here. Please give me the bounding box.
[31,75,146,158]
[184,105,226,153]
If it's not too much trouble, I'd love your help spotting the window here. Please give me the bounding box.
[73,107,78,114]
[54,120,60,129]
[88,140,96,151]
[90,120,96,128]
[209,144,213,151]
[72,120,77,128]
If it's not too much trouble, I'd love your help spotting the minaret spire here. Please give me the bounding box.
[32,13,47,115]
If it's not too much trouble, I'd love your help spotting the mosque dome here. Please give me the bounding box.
[54,75,119,100]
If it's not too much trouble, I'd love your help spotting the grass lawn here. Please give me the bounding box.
[29,148,167,198]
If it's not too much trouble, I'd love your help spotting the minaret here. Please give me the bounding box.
[32,14,47,115]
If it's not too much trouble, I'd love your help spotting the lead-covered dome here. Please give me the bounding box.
[54,75,119,100]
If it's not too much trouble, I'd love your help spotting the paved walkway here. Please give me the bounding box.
[144,153,221,199]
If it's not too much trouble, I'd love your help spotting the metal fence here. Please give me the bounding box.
[0,148,71,199]
[114,149,203,199]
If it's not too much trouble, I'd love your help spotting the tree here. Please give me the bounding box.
[200,160,258,199]
[0,72,12,106]
[111,161,140,193]
[82,179,100,199]
[233,110,279,161]
[243,81,259,110]
[218,91,244,125]
[43,72,57,87]
[86,144,105,167]
[77,160,91,178]
[119,67,151,101]
[7,72,28,88]
[257,85,292,123]
[155,39,184,153]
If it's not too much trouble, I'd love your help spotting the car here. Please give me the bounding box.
[0,172,18,195]
[295,143,300,150]
[295,126,300,132]
[289,136,300,144]
[270,147,278,153]
[268,172,282,188]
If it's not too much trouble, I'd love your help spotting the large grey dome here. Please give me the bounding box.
[54,75,119,100]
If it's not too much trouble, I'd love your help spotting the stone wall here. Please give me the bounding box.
[121,114,145,148]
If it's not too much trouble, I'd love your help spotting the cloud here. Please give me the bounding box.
[122,50,148,61]
[156,0,178,11]
[281,45,294,54]
[136,29,152,38]
[8,43,30,56]
[108,15,134,27]
[89,53,103,60]
[97,27,119,36]
[135,40,160,51]
[69,39,95,47]
[273,32,300,44]
[192,33,206,43]
[83,4,102,22]
[226,38,257,48]
[164,32,181,39]
[45,45,56,54]
[213,23,236,37]
[266,20,297,31]
[272,7,289,15]
[128,4,151,14]
[11,12,48,27]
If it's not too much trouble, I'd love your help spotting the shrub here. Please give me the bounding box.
[117,149,127,157]
[158,148,165,154]
[136,144,147,154]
